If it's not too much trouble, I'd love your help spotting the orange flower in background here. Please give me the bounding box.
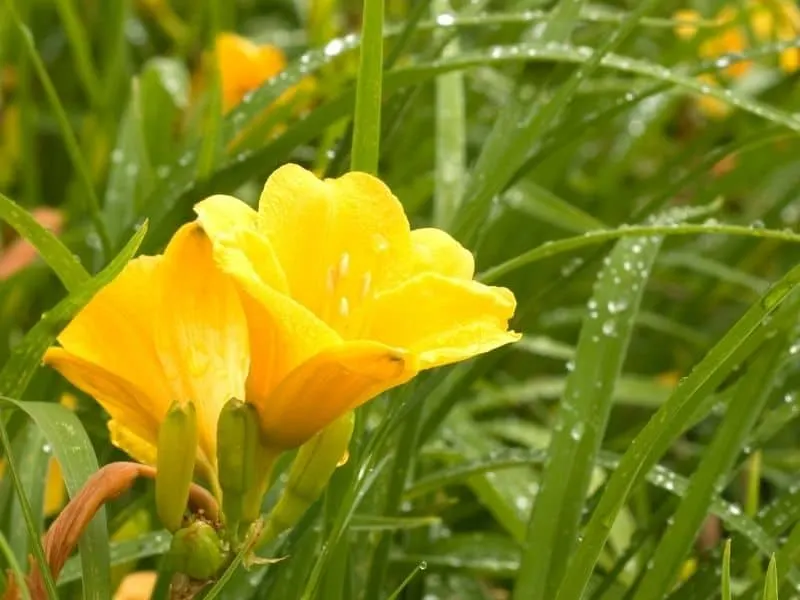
[675,1,800,118]
[195,164,520,449]
[0,208,63,280]
[215,33,288,112]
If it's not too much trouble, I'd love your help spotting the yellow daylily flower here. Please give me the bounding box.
[194,164,520,449]
[215,32,289,113]
[44,223,250,480]
[113,571,157,600]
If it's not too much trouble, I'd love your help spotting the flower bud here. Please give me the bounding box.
[216,398,261,529]
[156,401,198,532]
[259,412,354,545]
[167,521,228,580]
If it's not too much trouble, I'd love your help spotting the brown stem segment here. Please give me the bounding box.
[4,461,218,600]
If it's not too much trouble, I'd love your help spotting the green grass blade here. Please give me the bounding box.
[764,555,779,600]
[512,228,662,600]
[633,330,791,600]
[0,192,89,291]
[0,223,147,398]
[1,400,111,600]
[3,0,111,258]
[5,424,49,567]
[480,224,800,283]
[452,0,660,247]
[0,529,31,600]
[432,0,465,229]
[504,180,607,234]
[723,540,732,600]
[554,262,800,600]
[0,419,56,598]
[52,0,101,105]
[350,0,385,174]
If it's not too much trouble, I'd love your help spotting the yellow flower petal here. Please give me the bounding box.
[43,349,161,447]
[368,274,520,369]
[108,420,158,466]
[54,256,171,419]
[113,571,158,600]
[44,459,65,517]
[154,223,249,466]
[674,9,701,39]
[195,195,289,293]
[259,341,418,448]
[409,228,474,279]
[780,47,800,73]
[257,164,412,325]
[206,234,341,405]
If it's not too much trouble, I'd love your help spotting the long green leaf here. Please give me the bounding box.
[555,262,800,600]
[350,0,385,174]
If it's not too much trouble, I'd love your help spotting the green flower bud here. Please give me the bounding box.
[259,412,354,545]
[216,398,260,528]
[167,521,228,580]
[156,401,198,532]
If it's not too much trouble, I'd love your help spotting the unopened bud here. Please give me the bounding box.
[259,412,354,545]
[156,401,198,532]
[167,521,227,580]
[217,398,261,529]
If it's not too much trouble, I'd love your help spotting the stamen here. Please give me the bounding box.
[339,252,350,277]
[361,272,372,298]
[339,297,350,318]
[326,266,337,292]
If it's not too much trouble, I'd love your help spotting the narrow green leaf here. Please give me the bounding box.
[0,529,31,600]
[764,555,779,600]
[3,0,111,258]
[0,419,56,598]
[103,85,154,248]
[0,192,88,291]
[633,331,790,600]
[722,540,733,600]
[432,0,465,229]
[5,424,48,566]
[514,224,662,600]
[1,400,111,600]
[351,0,385,174]
[555,262,800,600]
[52,0,101,104]
[481,224,800,283]
[453,0,661,247]
[504,180,607,234]
[58,531,170,585]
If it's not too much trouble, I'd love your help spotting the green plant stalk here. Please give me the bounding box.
[632,331,789,600]
[555,262,800,600]
[52,0,102,105]
[350,0,385,174]
[3,0,112,258]
[432,0,465,229]
[363,387,421,599]
[723,539,733,600]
